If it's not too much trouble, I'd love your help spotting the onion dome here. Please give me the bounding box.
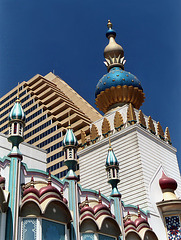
[93,191,111,215]
[23,177,39,198]
[135,217,149,228]
[8,98,25,123]
[80,196,94,215]
[135,206,149,228]
[159,172,177,191]
[95,20,145,113]
[106,144,119,167]
[63,126,78,147]
[39,172,62,198]
[124,212,136,231]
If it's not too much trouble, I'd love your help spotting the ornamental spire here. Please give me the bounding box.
[8,85,26,156]
[104,20,125,71]
[105,137,121,197]
[63,116,78,180]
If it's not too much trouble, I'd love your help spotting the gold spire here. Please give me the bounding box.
[16,83,20,102]
[107,20,112,29]
[104,20,124,71]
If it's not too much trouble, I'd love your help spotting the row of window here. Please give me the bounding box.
[24,114,47,131]
[47,151,64,163]
[25,125,56,142]
[47,163,79,177]
[25,120,52,139]
[21,94,31,104]
[22,99,35,110]
[46,141,62,153]
[0,124,8,132]
[47,161,65,172]
[0,116,7,125]
[36,132,62,148]
[26,109,43,123]
[54,170,68,179]
[0,99,36,127]
[0,86,23,106]
[0,90,27,112]
[24,103,38,115]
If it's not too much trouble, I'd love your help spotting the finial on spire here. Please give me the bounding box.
[107,20,112,29]
[17,83,20,101]
[98,190,102,204]
[68,111,71,127]
[48,171,52,185]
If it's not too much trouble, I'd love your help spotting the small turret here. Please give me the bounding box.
[105,138,121,197]
[63,123,78,179]
[8,93,26,157]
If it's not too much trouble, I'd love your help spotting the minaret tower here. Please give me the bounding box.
[6,93,25,240]
[63,122,79,240]
[105,138,124,240]
[95,20,145,113]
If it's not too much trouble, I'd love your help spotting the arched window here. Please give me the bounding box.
[14,122,17,134]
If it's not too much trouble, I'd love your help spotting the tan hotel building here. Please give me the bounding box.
[0,72,102,179]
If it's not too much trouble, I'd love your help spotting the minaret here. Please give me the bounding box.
[95,20,145,113]
[63,122,79,240]
[6,93,25,240]
[105,137,124,240]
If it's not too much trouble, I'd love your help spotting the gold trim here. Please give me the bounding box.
[90,124,99,142]
[127,103,136,125]
[148,116,155,134]
[102,118,111,137]
[138,110,146,128]
[165,127,171,144]
[95,85,145,113]
[157,122,164,140]
[81,130,87,147]
[114,111,123,131]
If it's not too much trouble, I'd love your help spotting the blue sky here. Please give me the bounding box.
[0,0,181,170]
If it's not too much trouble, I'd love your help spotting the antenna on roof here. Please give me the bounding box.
[17,82,20,100]
[53,69,55,74]
[68,111,71,126]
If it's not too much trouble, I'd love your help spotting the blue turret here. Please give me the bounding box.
[63,123,79,239]
[63,124,78,178]
[8,97,26,156]
[6,94,26,240]
[106,140,121,197]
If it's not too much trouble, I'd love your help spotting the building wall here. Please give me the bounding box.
[79,124,181,212]
[0,72,102,180]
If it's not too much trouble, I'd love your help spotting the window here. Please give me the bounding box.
[42,219,65,240]
[98,234,116,240]
[14,122,17,134]
[82,233,94,240]
[165,215,181,239]
[22,218,37,240]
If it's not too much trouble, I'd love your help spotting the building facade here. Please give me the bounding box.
[79,21,181,239]
[0,72,102,180]
[0,92,159,240]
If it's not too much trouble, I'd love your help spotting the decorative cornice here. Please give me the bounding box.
[95,85,145,113]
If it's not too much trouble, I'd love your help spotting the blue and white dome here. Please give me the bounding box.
[95,20,145,113]
[106,146,119,167]
[63,127,78,147]
[95,67,143,97]
[8,99,26,122]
